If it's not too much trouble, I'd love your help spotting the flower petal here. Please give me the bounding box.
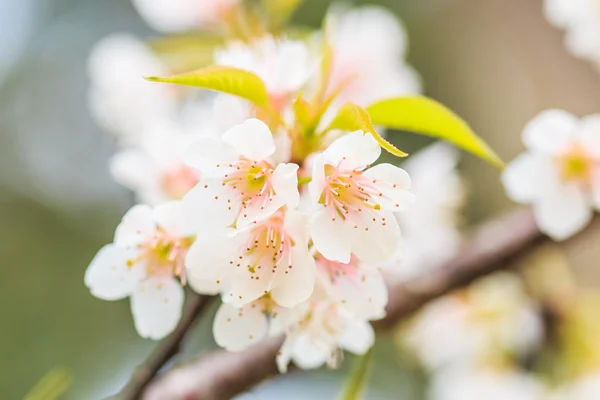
[130,277,184,340]
[271,247,317,307]
[502,153,554,204]
[334,268,387,320]
[114,204,156,247]
[349,211,402,264]
[577,114,600,159]
[84,244,142,300]
[213,302,269,352]
[338,318,375,355]
[534,183,592,240]
[182,180,240,234]
[308,155,327,205]
[153,200,191,237]
[183,137,237,178]
[523,109,578,155]
[109,149,160,203]
[289,333,330,370]
[310,208,353,263]
[222,118,276,161]
[322,131,381,170]
[363,163,415,212]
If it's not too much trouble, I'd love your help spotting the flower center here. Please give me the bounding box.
[127,228,192,284]
[219,158,275,206]
[558,145,594,183]
[161,165,200,200]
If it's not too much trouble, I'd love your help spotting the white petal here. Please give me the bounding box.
[363,163,415,212]
[185,232,242,284]
[271,247,317,307]
[131,277,184,340]
[183,137,237,178]
[310,208,353,263]
[322,131,381,170]
[349,211,402,264]
[523,109,578,155]
[227,267,271,307]
[534,184,592,241]
[308,155,327,205]
[338,318,375,355]
[222,119,276,161]
[114,204,156,247]
[335,268,388,320]
[213,302,269,351]
[182,180,240,234]
[84,244,141,300]
[270,41,310,93]
[153,201,191,237]
[109,149,159,199]
[186,273,224,296]
[577,114,600,159]
[283,209,311,246]
[502,153,555,204]
[276,337,294,373]
[290,333,329,370]
[270,132,292,165]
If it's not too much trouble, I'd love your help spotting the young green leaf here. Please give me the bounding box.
[145,65,269,108]
[367,96,504,168]
[262,0,305,30]
[339,348,373,400]
[328,102,409,158]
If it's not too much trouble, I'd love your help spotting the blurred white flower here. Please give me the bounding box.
[132,0,241,33]
[84,202,193,339]
[429,367,546,400]
[544,0,600,65]
[403,272,543,371]
[386,143,465,281]
[308,131,414,264]
[183,118,300,231]
[549,373,600,400]
[325,5,421,107]
[215,36,312,107]
[276,290,374,373]
[88,34,177,144]
[502,110,600,240]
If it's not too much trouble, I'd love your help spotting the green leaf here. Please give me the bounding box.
[340,348,373,400]
[367,96,504,168]
[262,0,305,30]
[328,102,408,158]
[145,65,269,108]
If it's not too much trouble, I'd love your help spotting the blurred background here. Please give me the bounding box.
[3,0,600,398]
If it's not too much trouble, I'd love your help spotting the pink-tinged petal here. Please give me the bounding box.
[185,234,241,292]
[310,208,353,263]
[533,184,592,241]
[338,318,375,354]
[322,130,381,170]
[114,204,156,247]
[502,153,555,204]
[363,163,415,212]
[130,277,184,340]
[308,155,327,205]
[213,302,269,352]
[222,119,276,161]
[271,247,317,307]
[182,181,240,234]
[577,114,600,159]
[84,244,142,300]
[523,110,578,155]
[349,211,402,264]
[283,209,311,246]
[153,201,189,237]
[183,138,237,178]
[334,268,387,320]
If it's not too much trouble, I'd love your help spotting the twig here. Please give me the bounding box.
[141,208,559,400]
[114,292,211,400]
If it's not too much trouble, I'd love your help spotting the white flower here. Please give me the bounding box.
[276,292,375,373]
[308,131,414,264]
[324,5,421,107]
[84,202,193,340]
[186,209,316,307]
[502,110,600,240]
[544,0,600,65]
[215,36,311,105]
[429,367,546,400]
[183,118,300,231]
[132,0,241,33]
[387,143,465,281]
[88,34,176,143]
[402,273,543,371]
[316,255,387,320]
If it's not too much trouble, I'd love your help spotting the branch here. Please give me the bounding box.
[114,292,211,400]
[141,208,557,400]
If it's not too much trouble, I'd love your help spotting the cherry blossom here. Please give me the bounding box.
[276,290,375,373]
[84,202,193,339]
[183,118,300,231]
[131,0,241,33]
[502,110,600,240]
[186,208,315,307]
[308,130,414,264]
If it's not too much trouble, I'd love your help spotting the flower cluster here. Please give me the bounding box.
[85,1,431,371]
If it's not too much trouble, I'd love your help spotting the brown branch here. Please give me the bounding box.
[141,207,559,400]
[114,292,212,400]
